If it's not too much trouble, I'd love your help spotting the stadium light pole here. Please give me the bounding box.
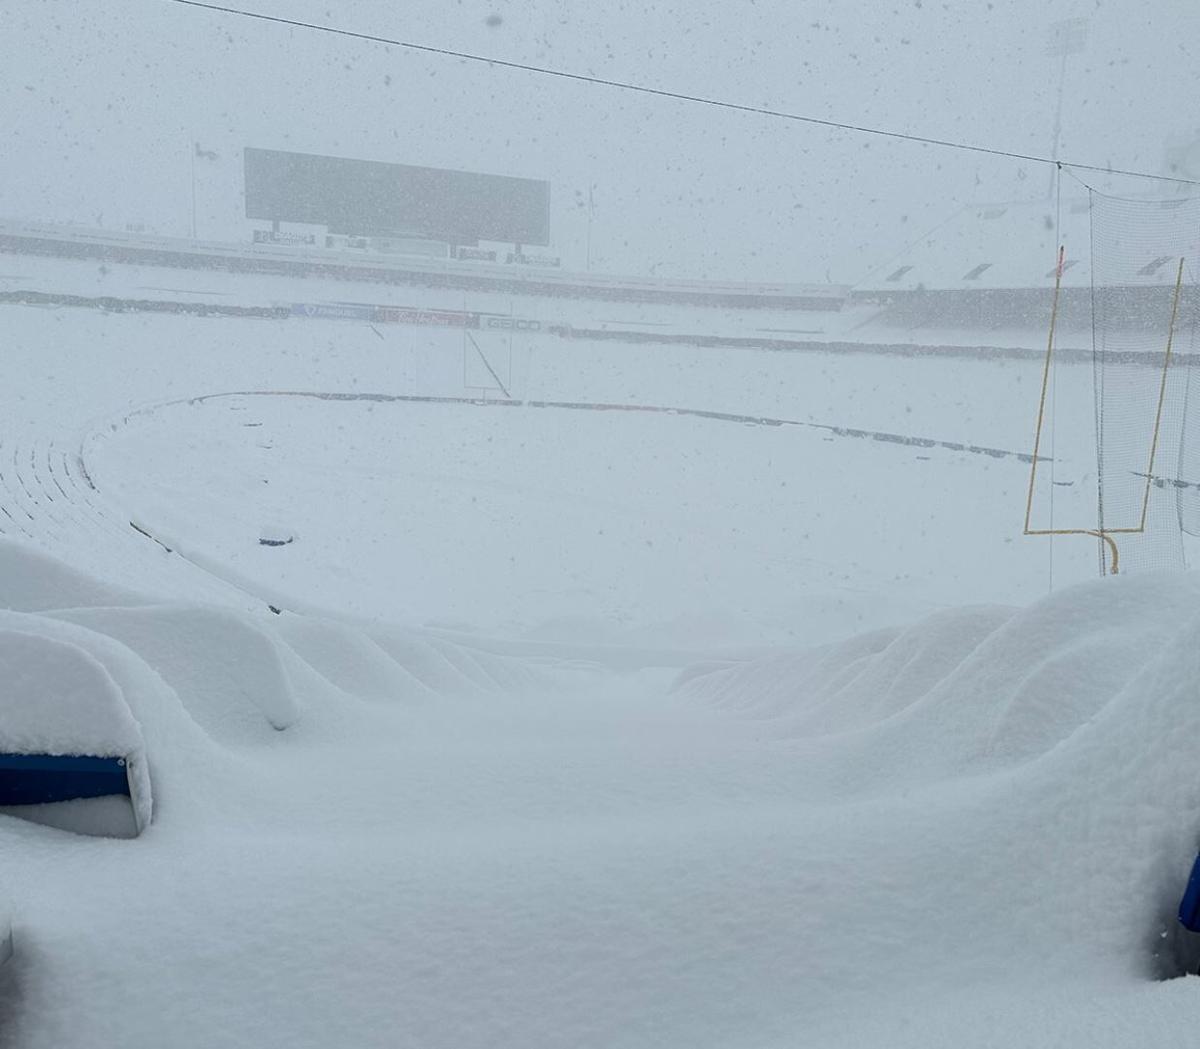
[586,182,595,271]
[189,141,197,240]
[190,142,219,240]
[575,183,597,271]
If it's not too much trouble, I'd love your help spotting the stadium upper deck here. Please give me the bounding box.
[0,219,848,312]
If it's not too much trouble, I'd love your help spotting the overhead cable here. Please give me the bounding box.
[166,0,1200,188]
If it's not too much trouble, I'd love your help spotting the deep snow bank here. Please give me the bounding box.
[6,536,1200,1047]
[0,538,543,830]
[675,574,1200,791]
[677,571,1200,982]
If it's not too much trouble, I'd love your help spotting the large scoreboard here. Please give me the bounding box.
[244,147,551,246]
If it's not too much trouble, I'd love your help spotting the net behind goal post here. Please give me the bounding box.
[1025,189,1200,576]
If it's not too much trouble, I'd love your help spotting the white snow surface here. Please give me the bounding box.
[2,300,1200,1046]
[0,608,152,836]
[2,540,1200,1047]
[0,630,141,760]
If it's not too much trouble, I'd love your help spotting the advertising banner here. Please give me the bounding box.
[373,306,480,328]
[457,246,499,262]
[254,230,316,246]
[291,302,541,333]
[289,302,375,320]
[506,252,561,267]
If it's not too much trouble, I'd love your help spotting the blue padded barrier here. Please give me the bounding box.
[0,754,131,807]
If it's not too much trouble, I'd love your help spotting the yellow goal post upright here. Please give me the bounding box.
[1023,245,1186,575]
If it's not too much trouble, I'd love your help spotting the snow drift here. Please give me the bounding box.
[0,631,143,763]
[676,572,1200,989]
[3,536,1200,1046]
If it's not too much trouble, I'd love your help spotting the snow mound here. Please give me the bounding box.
[0,540,542,842]
[274,615,443,704]
[0,628,152,832]
[56,605,300,738]
[0,540,145,613]
[0,630,142,758]
[677,572,1200,986]
[678,574,1200,790]
[14,535,1200,1040]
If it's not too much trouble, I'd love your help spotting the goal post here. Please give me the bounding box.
[1023,189,1197,578]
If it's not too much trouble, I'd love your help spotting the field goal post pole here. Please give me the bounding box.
[1023,248,1186,576]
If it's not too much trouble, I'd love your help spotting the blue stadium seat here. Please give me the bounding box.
[1178,853,1200,932]
[0,753,131,807]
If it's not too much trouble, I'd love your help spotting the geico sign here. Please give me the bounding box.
[485,316,541,331]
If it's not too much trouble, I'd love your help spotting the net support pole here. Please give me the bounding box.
[1137,257,1186,531]
[1025,246,1065,533]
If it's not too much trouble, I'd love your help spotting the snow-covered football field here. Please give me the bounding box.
[3,298,1200,1047]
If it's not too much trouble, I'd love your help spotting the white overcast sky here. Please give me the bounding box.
[5,0,1199,282]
